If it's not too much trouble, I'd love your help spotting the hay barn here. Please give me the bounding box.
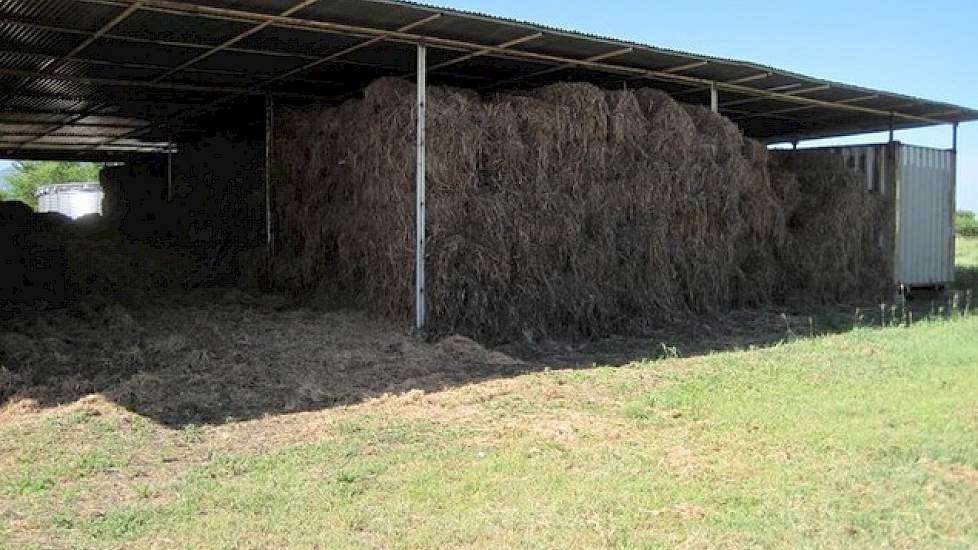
[2,0,977,342]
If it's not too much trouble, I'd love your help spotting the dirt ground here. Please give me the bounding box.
[1,287,884,428]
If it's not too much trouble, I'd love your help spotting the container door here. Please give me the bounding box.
[895,145,956,286]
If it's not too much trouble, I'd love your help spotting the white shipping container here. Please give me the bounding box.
[780,142,956,288]
[35,182,104,219]
[895,146,956,287]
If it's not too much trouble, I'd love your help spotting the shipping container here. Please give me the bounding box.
[894,145,956,287]
[778,142,956,289]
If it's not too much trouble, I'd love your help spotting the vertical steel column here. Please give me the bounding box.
[265,92,275,260]
[709,82,719,113]
[951,122,959,281]
[415,43,427,331]
[888,112,895,143]
[166,136,173,202]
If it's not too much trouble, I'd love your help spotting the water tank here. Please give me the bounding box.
[34,182,104,219]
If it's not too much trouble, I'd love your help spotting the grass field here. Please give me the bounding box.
[957,237,978,291]
[1,244,976,548]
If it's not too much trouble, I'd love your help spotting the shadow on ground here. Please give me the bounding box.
[955,265,978,295]
[2,275,974,429]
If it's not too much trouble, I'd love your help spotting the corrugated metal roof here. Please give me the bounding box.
[1,0,975,160]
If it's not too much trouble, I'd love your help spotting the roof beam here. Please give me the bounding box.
[12,143,172,152]
[2,131,146,140]
[660,61,709,74]
[0,116,133,127]
[260,13,442,91]
[2,27,318,153]
[0,88,101,105]
[95,13,445,149]
[0,150,167,162]
[321,29,543,103]
[760,117,937,144]
[0,20,464,91]
[0,17,327,63]
[618,60,709,90]
[482,46,634,91]
[0,2,142,106]
[722,84,831,109]
[0,68,322,99]
[147,0,321,83]
[57,2,144,70]
[732,93,879,122]
[721,105,830,128]
[5,3,338,154]
[424,32,544,75]
[669,71,773,101]
[0,122,146,132]
[0,46,289,81]
[920,109,963,119]
[73,0,947,125]
[0,66,312,151]
[0,118,182,132]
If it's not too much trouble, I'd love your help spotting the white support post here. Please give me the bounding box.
[710,82,719,113]
[166,136,173,202]
[951,122,958,279]
[415,43,427,332]
[265,92,275,259]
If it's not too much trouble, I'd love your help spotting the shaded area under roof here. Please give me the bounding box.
[1,0,976,161]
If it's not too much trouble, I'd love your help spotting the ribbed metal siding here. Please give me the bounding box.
[895,145,956,286]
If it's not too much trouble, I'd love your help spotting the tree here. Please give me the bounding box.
[957,210,978,237]
[3,161,102,209]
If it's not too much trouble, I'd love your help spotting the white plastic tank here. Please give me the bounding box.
[34,182,104,219]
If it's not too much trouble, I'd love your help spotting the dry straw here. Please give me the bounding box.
[269,78,893,341]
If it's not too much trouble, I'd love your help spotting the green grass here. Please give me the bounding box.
[958,237,978,268]
[2,248,977,548]
[957,237,978,292]
[2,316,977,548]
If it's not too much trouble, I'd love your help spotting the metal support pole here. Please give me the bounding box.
[710,82,719,113]
[951,122,958,278]
[166,136,173,202]
[888,112,895,143]
[265,92,275,260]
[792,140,799,151]
[415,43,427,331]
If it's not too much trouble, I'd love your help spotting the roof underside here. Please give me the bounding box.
[2,0,977,161]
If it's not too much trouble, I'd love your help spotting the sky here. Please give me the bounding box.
[2,0,976,209]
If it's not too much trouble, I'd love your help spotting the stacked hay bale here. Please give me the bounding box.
[270,78,893,341]
[1,200,68,308]
[772,150,895,303]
